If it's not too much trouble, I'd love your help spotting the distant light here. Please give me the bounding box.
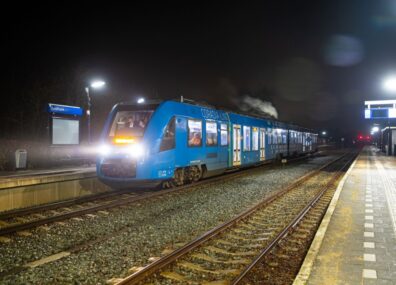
[86,110,90,115]
[371,126,379,133]
[382,76,396,93]
[90,80,106,89]
[137,97,145,104]
[321,131,327,135]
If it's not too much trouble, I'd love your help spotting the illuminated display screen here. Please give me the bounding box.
[371,109,388,118]
[52,118,79,145]
[365,108,396,119]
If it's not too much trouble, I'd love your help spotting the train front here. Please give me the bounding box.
[96,102,160,189]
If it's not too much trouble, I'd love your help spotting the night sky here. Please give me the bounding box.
[3,1,396,140]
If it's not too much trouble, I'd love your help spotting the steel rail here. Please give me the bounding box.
[115,151,353,285]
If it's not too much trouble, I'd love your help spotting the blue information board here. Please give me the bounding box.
[47,103,83,116]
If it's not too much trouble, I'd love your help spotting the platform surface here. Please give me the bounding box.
[295,146,396,285]
[0,166,96,189]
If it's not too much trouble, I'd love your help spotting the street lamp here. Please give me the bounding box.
[321,131,327,136]
[381,75,396,154]
[137,97,145,104]
[383,75,396,93]
[85,80,106,144]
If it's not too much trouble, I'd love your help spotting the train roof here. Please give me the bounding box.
[116,99,317,134]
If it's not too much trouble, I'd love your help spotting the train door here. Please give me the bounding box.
[233,124,241,165]
[260,128,266,161]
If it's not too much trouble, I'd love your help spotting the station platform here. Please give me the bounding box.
[0,165,96,189]
[294,146,396,285]
[0,166,104,213]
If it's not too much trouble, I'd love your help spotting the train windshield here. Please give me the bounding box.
[109,110,154,140]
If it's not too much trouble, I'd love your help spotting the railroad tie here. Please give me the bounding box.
[191,253,250,265]
[0,236,12,243]
[178,261,241,276]
[204,245,256,256]
[16,231,31,237]
[0,220,9,227]
[160,271,191,283]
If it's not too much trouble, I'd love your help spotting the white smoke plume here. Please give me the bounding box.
[240,95,278,119]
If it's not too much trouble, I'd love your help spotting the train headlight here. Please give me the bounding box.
[97,144,111,156]
[126,144,144,158]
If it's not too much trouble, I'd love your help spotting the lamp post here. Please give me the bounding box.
[85,80,105,144]
[382,75,396,155]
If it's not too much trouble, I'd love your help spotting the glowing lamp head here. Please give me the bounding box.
[137,97,145,104]
[383,76,396,93]
[90,80,106,89]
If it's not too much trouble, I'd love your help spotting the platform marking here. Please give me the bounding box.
[365,203,373,208]
[365,215,373,220]
[364,223,374,228]
[364,232,374,238]
[365,209,373,213]
[363,269,377,279]
[363,242,375,248]
[374,159,396,234]
[363,253,376,262]
[365,198,373,202]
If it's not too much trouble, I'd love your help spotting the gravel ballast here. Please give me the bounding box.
[0,155,337,284]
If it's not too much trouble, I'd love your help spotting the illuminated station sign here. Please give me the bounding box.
[364,100,396,119]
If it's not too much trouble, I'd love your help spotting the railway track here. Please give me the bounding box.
[238,171,342,284]
[111,151,356,285]
[0,154,319,237]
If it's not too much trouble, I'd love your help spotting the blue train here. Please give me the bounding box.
[96,99,318,189]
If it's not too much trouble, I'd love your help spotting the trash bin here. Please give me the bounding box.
[15,149,27,169]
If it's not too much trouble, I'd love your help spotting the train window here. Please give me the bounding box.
[206,121,218,146]
[243,126,251,151]
[109,110,154,139]
[268,129,272,144]
[188,119,202,147]
[252,127,259,150]
[160,117,175,152]
[220,123,228,146]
